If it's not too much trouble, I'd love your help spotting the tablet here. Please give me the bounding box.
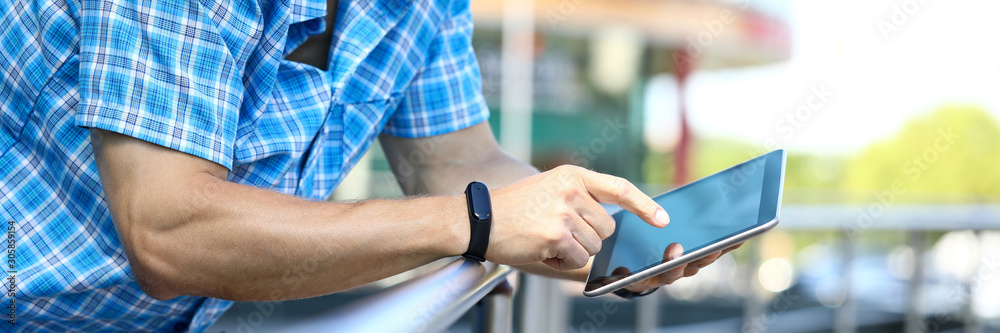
[583,149,786,297]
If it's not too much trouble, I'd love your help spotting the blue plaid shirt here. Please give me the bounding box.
[0,0,489,330]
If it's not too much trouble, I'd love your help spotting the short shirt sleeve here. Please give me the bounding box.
[382,0,490,138]
[75,0,260,169]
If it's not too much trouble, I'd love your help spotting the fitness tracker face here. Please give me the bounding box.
[463,182,492,262]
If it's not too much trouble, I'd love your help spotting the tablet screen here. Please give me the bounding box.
[586,150,784,292]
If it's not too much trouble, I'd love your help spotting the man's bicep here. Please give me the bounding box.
[90,128,228,230]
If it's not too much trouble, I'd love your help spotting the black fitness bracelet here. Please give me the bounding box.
[462,181,492,262]
[613,287,659,299]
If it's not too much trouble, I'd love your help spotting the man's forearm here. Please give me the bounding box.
[417,149,540,194]
[134,177,470,301]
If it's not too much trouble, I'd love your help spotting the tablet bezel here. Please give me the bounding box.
[583,149,786,297]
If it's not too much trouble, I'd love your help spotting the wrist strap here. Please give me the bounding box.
[462,182,492,262]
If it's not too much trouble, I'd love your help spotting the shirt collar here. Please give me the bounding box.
[328,0,412,90]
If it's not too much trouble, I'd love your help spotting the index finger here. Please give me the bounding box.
[577,169,669,227]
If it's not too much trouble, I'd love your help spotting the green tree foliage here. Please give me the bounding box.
[644,105,1000,204]
[684,137,851,203]
[843,105,1000,202]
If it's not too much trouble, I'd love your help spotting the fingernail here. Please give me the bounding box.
[654,209,669,227]
[669,244,684,260]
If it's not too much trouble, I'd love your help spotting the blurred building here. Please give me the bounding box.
[470,0,790,184]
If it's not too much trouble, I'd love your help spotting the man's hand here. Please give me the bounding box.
[486,165,669,270]
[619,242,745,293]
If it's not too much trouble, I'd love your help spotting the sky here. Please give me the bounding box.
[645,0,1000,155]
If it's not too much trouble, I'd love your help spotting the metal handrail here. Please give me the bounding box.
[283,258,513,333]
[779,203,1000,230]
